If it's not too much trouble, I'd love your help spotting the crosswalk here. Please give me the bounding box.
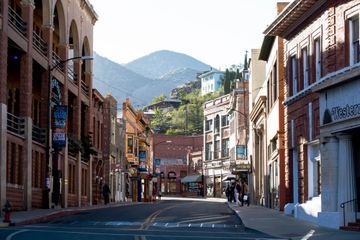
[50,220,243,229]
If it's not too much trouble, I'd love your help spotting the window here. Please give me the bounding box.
[349,16,359,65]
[215,115,220,133]
[222,138,229,157]
[221,115,229,127]
[273,61,278,101]
[291,56,297,95]
[205,143,212,160]
[205,119,212,131]
[127,136,133,154]
[214,141,220,159]
[314,38,321,81]
[302,47,309,89]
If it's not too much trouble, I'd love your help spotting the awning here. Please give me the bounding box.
[222,174,236,182]
[181,175,201,183]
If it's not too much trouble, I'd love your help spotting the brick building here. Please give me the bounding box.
[154,134,203,195]
[0,0,97,210]
[254,2,288,210]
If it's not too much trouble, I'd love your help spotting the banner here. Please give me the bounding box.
[138,151,147,171]
[155,158,161,176]
[53,105,67,148]
[236,145,246,160]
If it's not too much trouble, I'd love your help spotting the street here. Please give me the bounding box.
[0,199,280,240]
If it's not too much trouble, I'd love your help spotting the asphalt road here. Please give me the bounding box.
[0,200,281,240]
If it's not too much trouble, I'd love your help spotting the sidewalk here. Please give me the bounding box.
[7,201,138,226]
[228,203,360,240]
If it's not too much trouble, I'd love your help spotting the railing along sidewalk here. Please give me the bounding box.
[340,198,358,227]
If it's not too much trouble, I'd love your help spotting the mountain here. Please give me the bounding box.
[125,50,210,79]
[93,50,212,107]
[93,53,154,106]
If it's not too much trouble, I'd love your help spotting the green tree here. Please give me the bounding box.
[149,94,167,105]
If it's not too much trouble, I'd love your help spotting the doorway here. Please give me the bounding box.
[352,130,360,211]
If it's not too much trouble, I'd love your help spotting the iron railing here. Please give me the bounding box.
[7,112,25,136]
[32,124,46,144]
[8,6,26,37]
[340,198,358,227]
[33,31,47,56]
[67,65,77,84]
[81,80,89,96]
[52,51,63,71]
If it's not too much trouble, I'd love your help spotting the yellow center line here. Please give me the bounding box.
[140,205,178,230]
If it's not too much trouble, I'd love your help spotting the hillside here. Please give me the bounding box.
[125,50,210,79]
[93,50,212,107]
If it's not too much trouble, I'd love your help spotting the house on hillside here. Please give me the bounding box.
[200,69,224,96]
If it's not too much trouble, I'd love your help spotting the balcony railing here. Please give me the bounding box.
[8,6,26,37]
[33,31,47,56]
[81,80,89,96]
[67,65,77,85]
[7,112,25,136]
[32,124,46,144]
[52,51,64,71]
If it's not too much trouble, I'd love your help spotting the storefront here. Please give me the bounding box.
[315,73,360,228]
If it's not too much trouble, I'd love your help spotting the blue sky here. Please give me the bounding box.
[90,0,282,69]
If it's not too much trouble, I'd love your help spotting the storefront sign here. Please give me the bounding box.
[129,167,138,176]
[331,103,360,121]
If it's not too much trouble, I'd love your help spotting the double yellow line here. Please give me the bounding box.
[140,205,177,230]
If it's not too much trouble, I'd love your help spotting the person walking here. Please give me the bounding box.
[235,180,242,206]
[102,182,111,205]
[241,179,249,206]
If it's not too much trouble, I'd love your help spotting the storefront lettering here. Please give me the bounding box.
[331,103,360,121]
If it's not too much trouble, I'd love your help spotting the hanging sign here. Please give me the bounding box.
[53,105,67,148]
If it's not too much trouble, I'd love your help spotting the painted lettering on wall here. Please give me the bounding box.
[331,103,360,121]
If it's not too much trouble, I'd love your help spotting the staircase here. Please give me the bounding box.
[340,219,360,231]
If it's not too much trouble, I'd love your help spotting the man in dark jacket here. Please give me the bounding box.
[102,183,111,204]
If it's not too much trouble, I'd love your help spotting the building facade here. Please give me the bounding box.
[200,69,224,96]
[0,0,97,211]
[123,98,152,202]
[203,94,231,197]
[264,0,323,226]
[154,134,203,196]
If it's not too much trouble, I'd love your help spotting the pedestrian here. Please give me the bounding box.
[225,184,230,202]
[235,180,241,206]
[102,182,111,205]
[229,180,235,203]
[241,179,249,206]
[152,186,157,201]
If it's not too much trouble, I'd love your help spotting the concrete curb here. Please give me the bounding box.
[226,202,245,231]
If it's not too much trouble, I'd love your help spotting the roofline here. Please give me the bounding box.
[259,35,276,61]
[263,0,327,38]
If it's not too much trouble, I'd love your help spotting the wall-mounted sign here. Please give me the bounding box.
[331,103,360,121]
[129,167,138,176]
[236,145,246,160]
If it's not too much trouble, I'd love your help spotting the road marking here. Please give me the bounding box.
[188,223,191,227]
[301,229,315,240]
[212,224,215,228]
[165,223,168,227]
[5,230,29,240]
[200,223,203,228]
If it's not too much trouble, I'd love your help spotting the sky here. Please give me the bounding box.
[90,0,281,70]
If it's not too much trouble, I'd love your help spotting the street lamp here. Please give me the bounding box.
[44,55,94,208]
[153,140,172,197]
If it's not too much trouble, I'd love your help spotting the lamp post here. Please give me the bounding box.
[153,140,172,198]
[44,56,94,209]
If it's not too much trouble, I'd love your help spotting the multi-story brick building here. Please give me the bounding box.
[203,95,231,197]
[154,134,203,196]
[0,0,97,210]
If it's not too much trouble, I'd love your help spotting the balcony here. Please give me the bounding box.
[32,31,47,57]
[52,51,64,72]
[81,80,89,96]
[32,124,46,144]
[67,65,77,85]
[8,6,27,38]
[7,112,25,137]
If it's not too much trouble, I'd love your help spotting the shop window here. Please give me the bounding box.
[349,15,360,65]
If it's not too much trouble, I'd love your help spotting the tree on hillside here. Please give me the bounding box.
[149,94,167,105]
